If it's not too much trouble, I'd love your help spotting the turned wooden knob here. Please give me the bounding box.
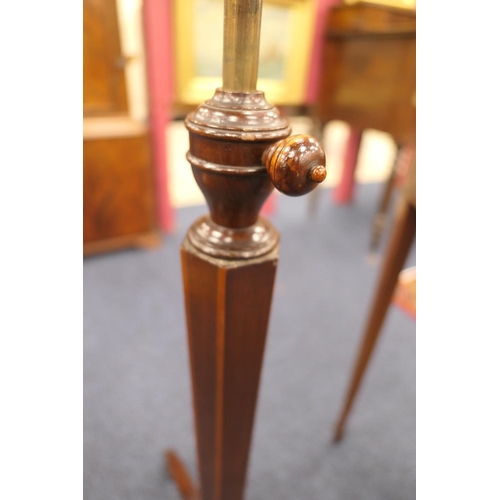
[262,134,327,196]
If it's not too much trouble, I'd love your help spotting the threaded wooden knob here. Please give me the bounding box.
[262,135,326,196]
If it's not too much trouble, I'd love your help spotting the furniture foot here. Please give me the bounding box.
[165,450,200,500]
[333,425,344,443]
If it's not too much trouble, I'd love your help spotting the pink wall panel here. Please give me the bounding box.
[306,0,341,104]
[143,0,175,232]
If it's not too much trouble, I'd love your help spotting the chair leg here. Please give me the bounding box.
[334,199,416,442]
[333,128,362,204]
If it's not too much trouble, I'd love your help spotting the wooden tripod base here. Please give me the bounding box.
[165,450,200,500]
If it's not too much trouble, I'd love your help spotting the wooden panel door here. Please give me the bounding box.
[83,0,159,255]
[83,0,128,115]
[83,120,157,251]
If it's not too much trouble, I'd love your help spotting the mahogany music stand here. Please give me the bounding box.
[165,2,327,500]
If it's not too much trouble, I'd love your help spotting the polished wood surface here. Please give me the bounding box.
[83,0,128,116]
[175,88,290,500]
[334,155,415,442]
[168,2,326,496]
[181,243,278,500]
[264,135,327,196]
[169,81,325,499]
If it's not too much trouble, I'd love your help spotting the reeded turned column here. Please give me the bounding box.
[166,2,326,499]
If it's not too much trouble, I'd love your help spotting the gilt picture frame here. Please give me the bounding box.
[173,0,317,105]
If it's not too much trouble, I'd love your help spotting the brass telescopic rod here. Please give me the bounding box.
[222,0,263,92]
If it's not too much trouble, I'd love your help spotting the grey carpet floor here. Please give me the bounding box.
[84,184,416,500]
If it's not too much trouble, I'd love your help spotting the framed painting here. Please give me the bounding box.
[173,0,317,105]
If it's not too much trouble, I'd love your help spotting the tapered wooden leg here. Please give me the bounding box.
[334,199,416,442]
[333,128,362,204]
[180,237,278,500]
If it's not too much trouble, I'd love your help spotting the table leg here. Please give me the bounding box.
[334,199,416,441]
[333,128,362,205]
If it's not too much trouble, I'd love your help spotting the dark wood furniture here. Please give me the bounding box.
[83,118,159,255]
[317,2,416,145]
[166,2,326,499]
[83,0,159,255]
[334,147,415,442]
[315,1,415,236]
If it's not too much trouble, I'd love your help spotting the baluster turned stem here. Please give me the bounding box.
[166,2,325,499]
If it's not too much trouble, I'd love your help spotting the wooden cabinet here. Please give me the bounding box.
[83,0,158,255]
[84,118,158,255]
[317,2,415,144]
[84,0,128,116]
